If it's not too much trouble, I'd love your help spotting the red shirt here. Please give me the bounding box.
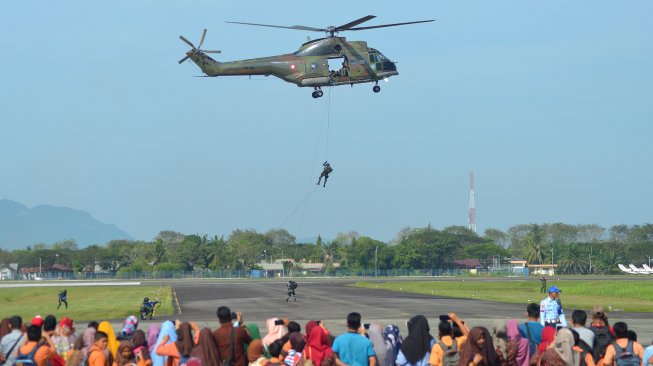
[212,323,252,366]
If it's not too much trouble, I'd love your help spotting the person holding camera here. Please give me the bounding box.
[212,306,252,366]
[429,313,469,366]
[263,318,287,348]
[332,312,376,366]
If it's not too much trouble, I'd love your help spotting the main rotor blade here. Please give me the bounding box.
[335,15,376,32]
[348,19,435,31]
[178,55,190,64]
[203,50,221,54]
[179,35,195,49]
[226,21,324,32]
[198,29,207,49]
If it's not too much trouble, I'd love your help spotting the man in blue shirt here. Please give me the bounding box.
[332,312,376,366]
[0,316,26,366]
[519,303,544,357]
[540,285,567,328]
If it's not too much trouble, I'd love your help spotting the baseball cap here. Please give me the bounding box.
[31,315,44,327]
[548,285,561,293]
[591,306,606,318]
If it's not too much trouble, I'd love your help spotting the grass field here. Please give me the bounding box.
[354,280,653,312]
[0,286,174,321]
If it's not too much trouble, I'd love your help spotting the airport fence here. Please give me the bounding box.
[16,267,523,281]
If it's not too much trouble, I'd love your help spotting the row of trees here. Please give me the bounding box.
[1,223,652,275]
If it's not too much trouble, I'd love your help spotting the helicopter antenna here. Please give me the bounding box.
[226,16,434,38]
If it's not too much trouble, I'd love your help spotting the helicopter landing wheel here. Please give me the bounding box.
[373,85,381,93]
[317,90,323,97]
[312,91,319,98]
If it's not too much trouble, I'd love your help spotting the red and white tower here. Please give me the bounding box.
[468,172,477,233]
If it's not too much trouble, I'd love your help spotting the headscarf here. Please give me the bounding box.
[552,329,578,366]
[81,327,97,357]
[98,321,119,358]
[368,324,393,366]
[305,325,333,366]
[305,321,319,338]
[400,315,432,364]
[538,327,556,355]
[175,322,194,358]
[115,341,136,366]
[131,329,151,361]
[459,327,499,366]
[147,325,161,354]
[491,320,508,361]
[153,321,178,366]
[384,324,402,358]
[643,345,653,366]
[248,339,266,363]
[122,316,139,338]
[289,332,306,353]
[0,318,9,340]
[248,323,262,340]
[262,318,287,347]
[506,320,529,366]
[190,328,220,366]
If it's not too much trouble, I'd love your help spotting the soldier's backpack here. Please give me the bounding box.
[613,340,640,366]
[12,344,41,366]
[436,339,459,366]
[289,281,298,290]
[590,325,613,362]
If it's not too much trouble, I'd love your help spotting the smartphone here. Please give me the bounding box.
[364,323,370,330]
[439,315,450,322]
[274,319,285,325]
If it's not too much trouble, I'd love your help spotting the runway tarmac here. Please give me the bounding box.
[143,278,653,342]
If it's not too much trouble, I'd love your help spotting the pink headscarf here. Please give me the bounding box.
[262,318,287,347]
[506,320,530,366]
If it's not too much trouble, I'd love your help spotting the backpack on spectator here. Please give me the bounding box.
[12,345,41,366]
[577,340,592,366]
[590,326,613,363]
[436,339,460,366]
[613,341,640,366]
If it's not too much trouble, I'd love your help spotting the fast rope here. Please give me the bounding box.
[279,186,318,229]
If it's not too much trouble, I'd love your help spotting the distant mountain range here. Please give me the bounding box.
[0,199,132,249]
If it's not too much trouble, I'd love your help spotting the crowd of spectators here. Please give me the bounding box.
[2,305,653,366]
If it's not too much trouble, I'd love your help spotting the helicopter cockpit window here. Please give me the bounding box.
[369,53,379,63]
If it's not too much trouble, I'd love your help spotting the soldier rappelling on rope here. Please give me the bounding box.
[317,161,333,187]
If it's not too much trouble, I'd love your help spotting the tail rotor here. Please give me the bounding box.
[178,29,221,64]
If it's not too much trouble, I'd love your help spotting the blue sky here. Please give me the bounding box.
[1,1,651,243]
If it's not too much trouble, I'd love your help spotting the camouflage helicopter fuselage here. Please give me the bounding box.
[185,37,398,90]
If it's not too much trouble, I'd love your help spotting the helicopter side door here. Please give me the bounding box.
[305,57,329,78]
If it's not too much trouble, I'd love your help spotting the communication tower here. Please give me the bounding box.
[468,172,477,233]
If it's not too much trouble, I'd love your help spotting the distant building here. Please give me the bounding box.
[0,263,19,280]
[509,259,557,276]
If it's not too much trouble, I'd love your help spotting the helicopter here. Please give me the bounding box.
[178,16,434,98]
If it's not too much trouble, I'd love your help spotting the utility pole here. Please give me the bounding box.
[551,248,554,264]
[375,246,378,277]
[467,172,477,233]
[39,257,41,278]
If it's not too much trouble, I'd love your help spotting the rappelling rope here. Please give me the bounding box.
[279,187,318,229]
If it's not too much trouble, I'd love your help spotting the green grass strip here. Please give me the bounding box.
[0,286,173,321]
[354,280,653,312]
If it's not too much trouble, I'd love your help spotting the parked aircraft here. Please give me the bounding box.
[628,264,651,274]
[643,264,653,273]
[618,264,636,274]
